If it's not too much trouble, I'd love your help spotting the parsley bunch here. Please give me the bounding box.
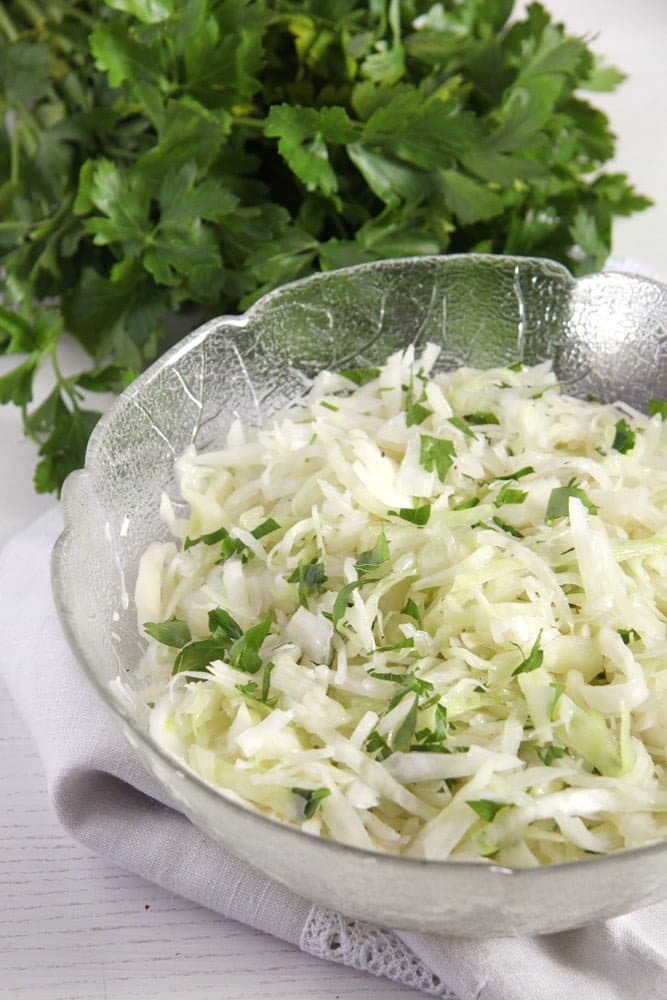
[0,0,650,493]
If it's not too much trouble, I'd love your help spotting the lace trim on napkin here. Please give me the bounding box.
[301,905,458,997]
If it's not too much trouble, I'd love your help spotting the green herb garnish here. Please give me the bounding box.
[464,412,500,426]
[389,504,432,526]
[292,786,331,819]
[401,597,422,626]
[419,435,456,482]
[144,617,192,648]
[466,800,507,822]
[229,615,274,674]
[617,627,642,645]
[491,515,523,538]
[488,466,535,483]
[649,400,667,419]
[447,417,476,439]
[288,559,327,609]
[338,367,381,387]
[332,578,377,630]
[538,744,566,766]
[494,483,528,507]
[512,631,544,676]
[251,518,281,540]
[453,496,480,511]
[392,694,419,751]
[355,532,390,575]
[184,526,228,550]
[404,375,432,427]
[611,418,636,454]
[545,483,598,522]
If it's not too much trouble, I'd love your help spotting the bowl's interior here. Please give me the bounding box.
[52,255,667,935]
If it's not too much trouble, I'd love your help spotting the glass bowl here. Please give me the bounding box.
[52,255,667,936]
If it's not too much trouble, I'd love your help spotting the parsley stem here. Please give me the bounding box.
[0,6,18,41]
[15,0,45,28]
[9,121,20,185]
[50,346,80,412]
[231,115,267,130]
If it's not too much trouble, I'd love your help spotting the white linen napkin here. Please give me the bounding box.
[2,507,667,999]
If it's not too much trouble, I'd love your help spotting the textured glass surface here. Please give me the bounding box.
[53,255,667,936]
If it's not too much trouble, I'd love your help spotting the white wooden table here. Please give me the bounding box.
[2,2,666,996]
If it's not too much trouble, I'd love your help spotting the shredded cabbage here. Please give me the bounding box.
[136,345,667,865]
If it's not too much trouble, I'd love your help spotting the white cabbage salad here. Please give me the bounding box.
[135,343,667,866]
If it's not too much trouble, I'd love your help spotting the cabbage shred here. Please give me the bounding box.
[136,345,667,866]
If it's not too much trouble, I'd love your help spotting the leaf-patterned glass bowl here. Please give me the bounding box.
[52,255,667,936]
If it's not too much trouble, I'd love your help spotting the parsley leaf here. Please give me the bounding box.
[355,532,390,575]
[251,518,281,540]
[288,559,327,609]
[539,744,567,766]
[512,631,544,676]
[332,578,377,630]
[338,367,381,386]
[611,418,636,454]
[404,375,432,427]
[184,526,228,550]
[466,800,508,821]
[401,597,422,626]
[464,412,500,426]
[491,515,523,538]
[389,505,431,526]
[0,0,650,494]
[453,496,480,511]
[144,617,192,648]
[545,483,598,522]
[494,483,528,507]
[419,435,456,482]
[617,627,642,645]
[448,417,476,439]
[648,400,667,419]
[292,786,331,818]
[392,694,419,751]
[229,615,273,674]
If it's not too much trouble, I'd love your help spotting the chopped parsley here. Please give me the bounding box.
[171,608,272,677]
[288,559,327,608]
[292,786,331,818]
[494,483,528,507]
[617,627,642,645]
[466,800,508,821]
[332,578,377,630]
[488,465,535,483]
[184,526,229,550]
[338,367,381,387]
[512,631,544,676]
[401,597,422,626]
[448,416,476,439]
[404,374,432,427]
[545,482,598,522]
[611,417,636,454]
[392,694,419,751]
[453,496,480,511]
[491,515,523,538]
[144,617,192,648]
[649,399,667,419]
[251,518,281,540]
[419,435,456,482]
[464,412,500,426]
[355,532,390,574]
[538,744,567,766]
[389,504,431,526]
